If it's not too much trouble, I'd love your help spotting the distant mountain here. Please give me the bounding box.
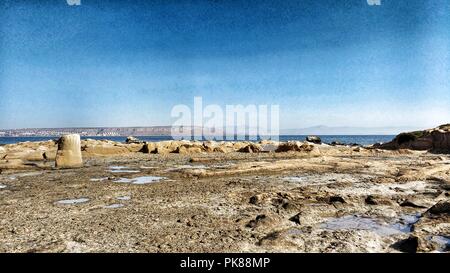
[280,125,423,135]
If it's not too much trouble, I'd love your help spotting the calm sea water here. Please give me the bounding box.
[0,135,395,146]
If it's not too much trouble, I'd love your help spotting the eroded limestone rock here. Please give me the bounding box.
[55,134,83,168]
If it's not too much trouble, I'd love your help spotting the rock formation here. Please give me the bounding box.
[378,124,450,153]
[275,141,314,153]
[55,134,83,168]
[306,135,322,144]
[125,136,143,144]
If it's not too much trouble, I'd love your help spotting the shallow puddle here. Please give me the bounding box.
[429,235,450,251]
[55,198,90,205]
[321,214,419,236]
[108,166,140,173]
[9,171,43,180]
[0,184,6,189]
[115,176,166,185]
[167,165,208,172]
[90,177,109,182]
[390,214,420,233]
[116,196,131,201]
[210,163,236,169]
[103,204,124,209]
[283,174,340,186]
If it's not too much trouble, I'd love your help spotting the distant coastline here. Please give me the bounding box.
[0,135,396,146]
[0,125,421,137]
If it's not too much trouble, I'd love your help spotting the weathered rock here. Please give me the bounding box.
[141,142,156,153]
[238,143,262,153]
[380,124,450,152]
[306,136,322,144]
[364,195,393,206]
[330,141,345,146]
[213,146,231,153]
[125,136,143,144]
[327,196,346,204]
[275,141,313,153]
[400,199,427,209]
[202,141,216,152]
[232,142,249,151]
[176,144,205,155]
[425,200,450,215]
[82,143,129,156]
[43,150,57,160]
[289,213,301,225]
[392,236,419,253]
[0,159,30,169]
[55,134,83,168]
[245,214,277,230]
[125,143,146,153]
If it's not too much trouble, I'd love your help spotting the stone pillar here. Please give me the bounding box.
[55,134,83,168]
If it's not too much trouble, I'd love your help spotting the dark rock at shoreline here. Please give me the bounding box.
[306,136,322,144]
[125,136,143,144]
[379,124,450,153]
[330,141,345,146]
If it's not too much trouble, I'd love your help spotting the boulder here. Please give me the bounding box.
[176,144,205,154]
[213,146,231,153]
[289,213,301,225]
[392,236,419,253]
[55,134,83,168]
[330,141,345,146]
[142,142,156,153]
[306,136,322,144]
[275,141,314,153]
[232,142,249,151]
[238,143,262,153]
[202,141,217,152]
[125,136,143,144]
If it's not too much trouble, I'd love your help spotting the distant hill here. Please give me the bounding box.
[0,127,176,137]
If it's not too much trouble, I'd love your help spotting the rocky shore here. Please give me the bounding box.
[0,130,449,253]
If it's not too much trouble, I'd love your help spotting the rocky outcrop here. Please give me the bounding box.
[378,124,450,153]
[125,136,143,144]
[81,140,131,156]
[275,141,314,153]
[55,134,83,168]
[238,143,262,153]
[0,159,31,169]
[175,143,206,154]
[306,136,322,144]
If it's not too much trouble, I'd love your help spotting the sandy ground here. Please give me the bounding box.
[0,146,449,253]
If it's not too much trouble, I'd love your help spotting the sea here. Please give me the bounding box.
[0,135,395,146]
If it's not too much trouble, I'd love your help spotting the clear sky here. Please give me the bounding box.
[0,0,449,130]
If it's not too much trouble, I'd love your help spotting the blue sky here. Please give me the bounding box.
[0,0,449,130]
